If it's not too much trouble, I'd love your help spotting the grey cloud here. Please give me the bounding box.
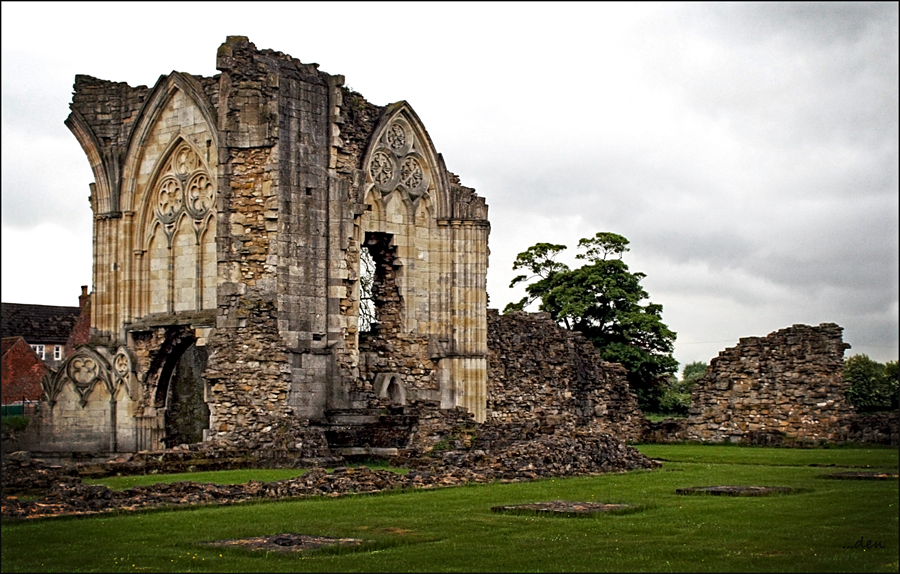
[704,2,898,46]
[1,3,895,364]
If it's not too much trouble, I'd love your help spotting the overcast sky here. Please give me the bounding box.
[2,2,897,369]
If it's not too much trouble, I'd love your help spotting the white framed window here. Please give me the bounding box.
[54,345,62,360]
[31,344,45,360]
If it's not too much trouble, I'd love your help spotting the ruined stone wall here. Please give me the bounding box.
[46,36,492,455]
[356,233,439,408]
[486,310,645,442]
[683,323,855,443]
[346,104,491,420]
[67,75,149,343]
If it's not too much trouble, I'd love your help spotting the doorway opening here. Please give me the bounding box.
[157,340,210,448]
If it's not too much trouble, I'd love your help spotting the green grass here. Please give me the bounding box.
[83,468,310,490]
[635,442,899,469]
[643,413,687,422]
[85,462,408,491]
[3,444,897,572]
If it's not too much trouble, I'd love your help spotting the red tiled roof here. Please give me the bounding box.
[1,336,23,356]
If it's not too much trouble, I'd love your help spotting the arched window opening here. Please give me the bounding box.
[358,232,400,344]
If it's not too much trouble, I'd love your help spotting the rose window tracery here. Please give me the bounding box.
[400,156,425,198]
[151,143,215,230]
[156,176,183,222]
[186,173,214,218]
[386,123,407,151]
[366,118,430,200]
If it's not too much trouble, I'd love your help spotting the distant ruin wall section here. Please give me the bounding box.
[486,310,644,442]
[683,323,856,443]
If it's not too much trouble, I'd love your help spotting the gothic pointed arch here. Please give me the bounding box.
[65,109,118,214]
[120,72,219,213]
[46,346,115,408]
[360,102,451,219]
[414,189,435,227]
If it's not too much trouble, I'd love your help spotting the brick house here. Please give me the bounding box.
[1,336,48,404]
[1,287,89,371]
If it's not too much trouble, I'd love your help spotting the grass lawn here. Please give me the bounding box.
[2,444,896,572]
[82,462,407,491]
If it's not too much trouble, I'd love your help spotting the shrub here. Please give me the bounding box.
[656,361,707,416]
[1,415,30,431]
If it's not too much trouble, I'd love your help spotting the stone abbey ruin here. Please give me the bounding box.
[21,36,643,463]
[15,37,894,466]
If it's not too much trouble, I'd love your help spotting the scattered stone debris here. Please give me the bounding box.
[825,471,898,480]
[675,486,796,496]
[491,501,637,517]
[1,435,659,520]
[1,451,80,494]
[200,533,366,553]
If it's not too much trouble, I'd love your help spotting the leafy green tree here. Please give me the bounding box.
[504,232,678,411]
[681,361,708,386]
[657,361,707,416]
[843,355,899,411]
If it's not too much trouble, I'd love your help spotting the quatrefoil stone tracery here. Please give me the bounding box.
[370,150,395,187]
[400,156,425,197]
[386,123,407,151]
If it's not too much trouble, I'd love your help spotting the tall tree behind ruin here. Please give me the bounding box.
[504,232,678,411]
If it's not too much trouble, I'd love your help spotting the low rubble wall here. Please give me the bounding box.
[642,410,898,446]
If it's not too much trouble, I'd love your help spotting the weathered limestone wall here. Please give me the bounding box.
[43,36,491,454]
[486,310,645,442]
[683,323,855,443]
[34,343,141,453]
[355,233,440,408]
